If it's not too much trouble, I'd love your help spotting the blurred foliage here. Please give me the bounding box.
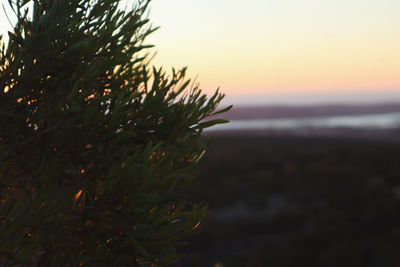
[0,0,229,265]
[179,135,400,267]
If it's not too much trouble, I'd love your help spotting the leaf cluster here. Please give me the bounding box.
[0,0,230,265]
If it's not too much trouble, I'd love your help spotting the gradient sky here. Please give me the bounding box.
[1,0,399,104]
[147,0,400,103]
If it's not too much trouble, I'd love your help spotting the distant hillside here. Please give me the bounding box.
[224,103,400,120]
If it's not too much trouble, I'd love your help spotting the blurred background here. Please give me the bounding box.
[2,0,400,266]
[147,1,400,266]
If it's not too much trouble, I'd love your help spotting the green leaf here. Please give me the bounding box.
[210,105,233,116]
[127,233,148,256]
[135,193,161,203]
[196,119,229,129]
[66,41,85,54]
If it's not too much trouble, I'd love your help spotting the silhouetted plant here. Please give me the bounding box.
[0,0,230,265]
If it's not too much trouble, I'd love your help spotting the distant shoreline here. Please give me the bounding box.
[208,127,400,142]
[222,102,400,120]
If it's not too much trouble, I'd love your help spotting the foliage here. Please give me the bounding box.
[0,0,230,265]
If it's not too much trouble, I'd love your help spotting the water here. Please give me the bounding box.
[209,112,400,131]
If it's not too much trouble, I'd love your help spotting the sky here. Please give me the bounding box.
[147,0,400,105]
[1,0,400,105]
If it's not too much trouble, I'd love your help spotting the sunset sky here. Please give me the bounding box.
[147,0,400,104]
[1,0,399,105]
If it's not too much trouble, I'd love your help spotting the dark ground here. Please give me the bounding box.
[175,130,400,267]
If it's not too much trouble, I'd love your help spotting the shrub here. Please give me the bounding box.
[0,0,229,265]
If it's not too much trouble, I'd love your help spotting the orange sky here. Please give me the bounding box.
[1,0,399,104]
[147,0,400,102]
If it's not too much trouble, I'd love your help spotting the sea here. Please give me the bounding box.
[210,91,400,131]
[208,112,400,131]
